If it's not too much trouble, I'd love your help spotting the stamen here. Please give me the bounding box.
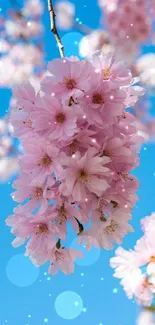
[78,169,89,182]
[38,154,52,167]
[64,77,76,90]
[23,119,32,128]
[92,93,104,104]
[55,112,66,123]
[35,223,48,235]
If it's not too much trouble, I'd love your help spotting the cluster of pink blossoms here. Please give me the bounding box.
[0,0,45,87]
[0,0,46,180]
[6,52,144,274]
[102,0,152,55]
[110,212,155,307]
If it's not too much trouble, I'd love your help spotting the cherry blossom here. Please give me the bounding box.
[55,1,75,30]
[137,310,155,325]
[6,50,145,274]
[41,57,91,99]
[110,212,155,306]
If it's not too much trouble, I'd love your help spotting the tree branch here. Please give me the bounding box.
[47,0,65,58]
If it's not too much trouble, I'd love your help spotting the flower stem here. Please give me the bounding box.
[75,218,84,235]
[56,239,61,249]
[47,0,65,58]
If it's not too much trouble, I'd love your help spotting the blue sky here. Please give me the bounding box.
[1,0,155,325]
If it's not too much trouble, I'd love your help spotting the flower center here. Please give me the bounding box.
[78,169,89,182]
[149,256,155,263]
[64,77,76,90]
[92,93,104,104]
[55,112,66,123]
[35,223,48,235]
[23,119,32,128]
[38,154,52,167]
[69,139,78,154]
[104,68,111,80]
[32,187,43,199]
[103,149,111,157]
[142,277,149,289]
[55,250,64,261]
[104,220,118,234]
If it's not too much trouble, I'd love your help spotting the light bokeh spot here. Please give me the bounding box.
[6,254,39,287]
[55,291,83,319]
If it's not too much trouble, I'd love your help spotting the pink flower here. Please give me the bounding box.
[134,236,155,274]
[46,196,88,240]
[58,128,98,156]
[10,109,34,139]
[122,81,145,108]
[12,81,37,112]
[110,212,155,306]
[32,94,78,140]
[11,173,56,214]
[55,1,75,30]
[100,137,133,161]
[141,212,155,234]
[83,208,133,249]
[48,246,83,275]
[110,246,143,298]
[91,52,132,86]
[60,147,110,201]
[19,137,62,181]
[137,310,154,325]
[110,246,140,278]
[80,78,126,126]
[104,0,151,50]
[6,212,57,266]
[134,275,155,307]
[23,0,44,17]
[41,57,91,99]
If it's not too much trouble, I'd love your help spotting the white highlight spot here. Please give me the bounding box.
[44,318,48,323]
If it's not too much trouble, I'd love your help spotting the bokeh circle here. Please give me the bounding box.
[55,291,83,319]
[6,254,39,287]
[61,32,83,57]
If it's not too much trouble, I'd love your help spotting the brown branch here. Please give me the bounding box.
[47,0,65,58]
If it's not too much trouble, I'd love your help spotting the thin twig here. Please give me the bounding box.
[47,0,65,58]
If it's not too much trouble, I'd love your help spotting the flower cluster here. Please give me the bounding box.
[102,0,152,58]
[0,0,45,87]
[54,0,155,143]
[110,212,155,307]
[55,0,75,30]
[0,0,46,181]
[6,52,144,275]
